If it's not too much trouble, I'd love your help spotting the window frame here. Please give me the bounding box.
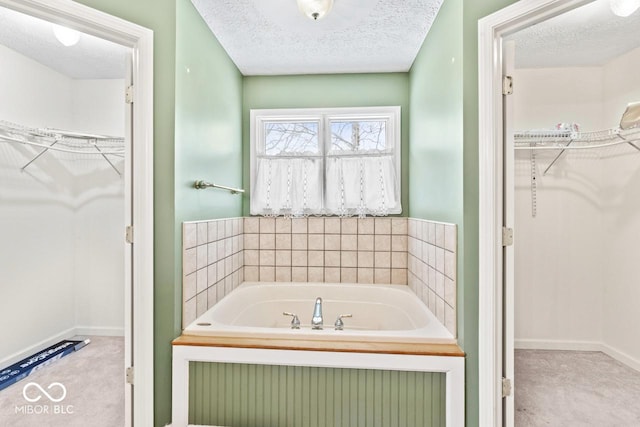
[250,106,402,216]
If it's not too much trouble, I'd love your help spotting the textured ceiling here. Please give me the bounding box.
[0,6,127,79]
[507,0,640,68]
[190,0,443,76]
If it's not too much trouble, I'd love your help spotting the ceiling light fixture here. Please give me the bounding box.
[610,0,640,17]
[296,0,334,21]
[52,24,81,47]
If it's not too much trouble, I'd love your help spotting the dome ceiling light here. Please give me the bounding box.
[610,0,640,17]
[296,0,334,21]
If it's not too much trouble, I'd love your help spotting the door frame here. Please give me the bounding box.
[0,1,155,426]
[477,0,591,425]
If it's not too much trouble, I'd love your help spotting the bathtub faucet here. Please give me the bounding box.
[311,297,323,329]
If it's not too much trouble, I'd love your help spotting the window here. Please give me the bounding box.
[250,106,401,217]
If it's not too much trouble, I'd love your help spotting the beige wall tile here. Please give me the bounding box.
[183,297,197,328]
[358,251,374,268]
[184,223,198,249]
[196,268,208,294]
[374,251,391,268]
[341,218,358,234]
[325,234,341,251]
[445,304,456,336]
[445,224,456,252]
[358,235,374,251]
[244,266,259,282]
[374,268,391,284]
[436,272,445,298]
[445,277,456,308]
[292,234,308,250]
[196,291,207,317]
[324,267,340,282]
[244,233,259,250]
[292,267,308,282]
[292,250,308,267]
[325,251,341,267]
[435,223,445,248]
[207,286,218,309]
[358,218,374,234]
[308,250,324,267]
[436,247,445,273]
[260,217,275,233]
[308,217,324,234]
[375,217,392,234]
[275,217,291,233]
[275,267,292,282]
[445,251,456,280]
[391,268,407,285]
[341,234,357,251]
[308,234,324,250]
[216,260,225,282]
[291,218,308,234]
[341,268,357,283]
[276,234,292,250]
[183,272,196,302]
[259,233,275,250]
[207,264,217,286]
[391,218,407,235]
[259,266,275,282]
[391,235,407,252]
[308,267,324,282]
[374,235,391,251]
[427,222,436,245]
[358,268,374,284]
[392,252,408,269]
[325,217,341,234]
[197,245,208,270]
[276,250,292,267]
[184,247,197,275]
[197,222,208,246]
[260,250,275,266]
[244,217,259,233]
[341,251,357,268]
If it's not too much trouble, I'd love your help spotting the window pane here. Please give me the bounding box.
[330,120,387,152]
[264,122,319,155]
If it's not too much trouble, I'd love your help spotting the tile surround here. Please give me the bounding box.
[183,216,458,337]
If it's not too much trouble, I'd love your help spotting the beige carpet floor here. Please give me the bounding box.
[515,349,640,426]
[0,336,125,427]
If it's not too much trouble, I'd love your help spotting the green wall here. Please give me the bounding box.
[242,73,410,216]
[408,0,517,425]
[174,0,244,305]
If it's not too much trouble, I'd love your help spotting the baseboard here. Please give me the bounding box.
[1,326,125,369]
[74,326,124,337]
[0,327,77,368]
[515,339,640,372]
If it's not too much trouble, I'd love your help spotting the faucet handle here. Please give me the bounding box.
[283,312,301,329]
[334,314,353,330]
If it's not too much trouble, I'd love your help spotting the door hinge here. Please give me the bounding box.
[125,85,134,104]
[502,377,512,397]
[502,75,513,95]
[126,366,134,384]
[125,225,134,244]
[502,227,514,247]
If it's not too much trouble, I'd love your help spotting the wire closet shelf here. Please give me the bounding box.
[512,102,640,218]
[0,120,125,175]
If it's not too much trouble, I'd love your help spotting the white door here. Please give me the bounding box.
[502,39,516,427]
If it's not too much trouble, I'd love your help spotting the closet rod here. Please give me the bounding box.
[0,134,125,155]
[513,136,640,151]
[194,180,245,194]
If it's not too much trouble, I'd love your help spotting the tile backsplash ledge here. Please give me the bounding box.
[182,217,457,336]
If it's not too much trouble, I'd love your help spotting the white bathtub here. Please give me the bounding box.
[174,281,464,427]
[183,281,455,343]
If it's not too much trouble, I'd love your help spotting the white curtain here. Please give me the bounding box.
[325,155,397,216]
[252,155,397,217]
[252,157,323,216]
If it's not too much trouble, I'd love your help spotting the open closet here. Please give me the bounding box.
[506,2,640,424]
[0,5,129,426]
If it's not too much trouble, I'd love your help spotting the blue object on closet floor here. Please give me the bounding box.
[0,339,90,391]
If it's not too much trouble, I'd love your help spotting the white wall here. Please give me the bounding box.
[513,66,605,345]
[513,47,640,367]
[0,44,124,362]
[601,47,640,365]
